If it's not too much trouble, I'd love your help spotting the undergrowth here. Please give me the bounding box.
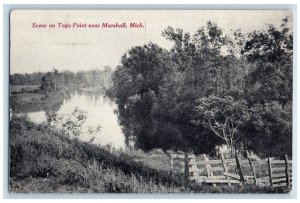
[9,116,288,193]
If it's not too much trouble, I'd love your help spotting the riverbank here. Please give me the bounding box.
[9,116,185,193]
[10,84,110,113]
[9,116,287,193]
[80,86,106,92]
[10,90,68,113]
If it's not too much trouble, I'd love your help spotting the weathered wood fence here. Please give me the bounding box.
[169,152,292,190]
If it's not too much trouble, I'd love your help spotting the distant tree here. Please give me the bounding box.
[40,72,56,92]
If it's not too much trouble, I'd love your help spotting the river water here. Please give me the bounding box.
[22,90,126,149]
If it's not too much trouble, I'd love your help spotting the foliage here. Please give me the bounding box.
[11,67,113,91]
[41,71,57,92]
[242,18,292,107]
[239,17,293,157]
[10,72,44,86]
[9,17,293,193]
[243,102,292,157]
[243,17,293,63]
[46,107,88,138]
[9,116,188,193]
[192,96,250,156]
[9,116,288,193]
[111,18,292,157]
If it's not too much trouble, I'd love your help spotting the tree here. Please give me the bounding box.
[243,17,292,63]
[112,43,174,150]
[243,102,292,157]
[112,42,172,108]
[41,72,56,92]
[110,19,292,157]
[192,95,250,156]
[242,17,293,107]
[240,17,293,156]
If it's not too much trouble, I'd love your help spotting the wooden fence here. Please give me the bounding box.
[169,152,292,190]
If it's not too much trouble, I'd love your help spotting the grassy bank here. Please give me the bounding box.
[9,117,288,193]
[80,87,106,93]
[10,85,40,94]
[10,89,68,113]
[9,116,185,193]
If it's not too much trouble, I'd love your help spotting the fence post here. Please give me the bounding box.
[188,154,196,182]
[235,154,245,185]
[284,154,291,191]
[184,152,189,183]
[267,157,273,187]
[131,172,136,192]
[204,154,215,187]
[219,147,231,186]
[203,154,210,177]
[170,155,174,175]
[246,151,257,185]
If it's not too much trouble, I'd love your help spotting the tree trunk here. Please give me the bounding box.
[227,142,235,158]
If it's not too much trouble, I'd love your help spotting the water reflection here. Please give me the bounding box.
[19,90,125,149]
[27,111,47,123]
[116,103,220,154]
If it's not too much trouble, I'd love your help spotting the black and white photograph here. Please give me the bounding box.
[8,10,293,194]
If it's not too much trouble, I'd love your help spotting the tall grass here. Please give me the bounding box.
[9,116,186,193]
[9,116,288,193]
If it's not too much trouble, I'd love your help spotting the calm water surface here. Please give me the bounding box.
[24,91,125,149]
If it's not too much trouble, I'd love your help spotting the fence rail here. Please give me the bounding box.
[169,151,292,190]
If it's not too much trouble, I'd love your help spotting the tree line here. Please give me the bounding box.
[111,18,293,157]
[10,66,113,92]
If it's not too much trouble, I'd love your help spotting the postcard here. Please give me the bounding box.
[9,10,293,193]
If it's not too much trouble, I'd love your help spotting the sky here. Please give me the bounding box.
[10,10,293,74]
